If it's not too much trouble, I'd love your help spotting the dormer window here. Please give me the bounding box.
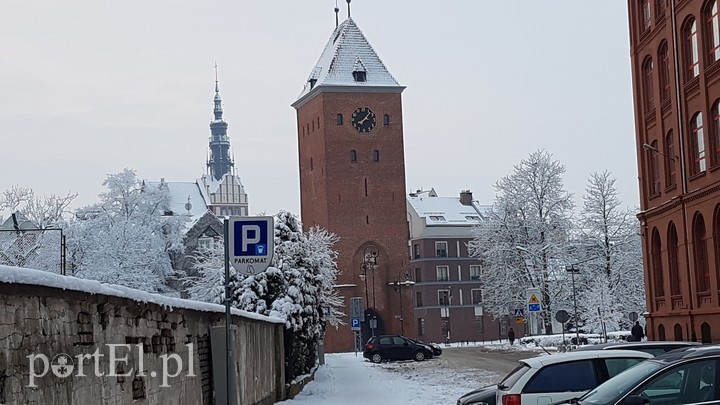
[353,71,366,82]
[308,78,317,89]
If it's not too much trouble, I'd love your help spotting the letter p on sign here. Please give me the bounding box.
[242,225,261,252]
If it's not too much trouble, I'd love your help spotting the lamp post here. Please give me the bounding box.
[360,245,379,337]
[388,268,415,336]
[565,264,581,345]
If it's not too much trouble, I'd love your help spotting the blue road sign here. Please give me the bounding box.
[528,303,541,312]
[227,216,274,275]
[351,317,361,331]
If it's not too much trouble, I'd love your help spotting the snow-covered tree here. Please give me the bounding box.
[67,169,185,294]
[183,241,230,304]
[307,226,344,328]
[469,150,574,334]
[230,211,340,383]
[573,171,645,332]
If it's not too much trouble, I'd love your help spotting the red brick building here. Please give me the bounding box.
[629,0,720,343]
[292,16,415,352]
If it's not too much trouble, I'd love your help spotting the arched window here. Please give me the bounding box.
[674,323,684,341]
[711,100,720,167]
[694,213,710,292]
[658,324,666,341]
[658,41,671,101]
[649,140,661,195]
[642,0,652,30]
[652,228,665,297]
[708,0,720,62]
[643,57,655,111]
[337,114,344,125]
[656,0,667,15]
[685,18,700,79]
[372,150,380,162]
[350,150,357,162]
[383,114,390,126]
[701,322,712,343]
[665,130,677,187]
[690,112,707,174]
[668,223,681,295]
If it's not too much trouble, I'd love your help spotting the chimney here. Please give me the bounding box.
[460,190,473,205]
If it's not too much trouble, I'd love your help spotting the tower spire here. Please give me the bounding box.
[214,61,219,94]
[213,62,223,120]
[208,63,232,181]
[346,0,351,18]
[335,0,340,27]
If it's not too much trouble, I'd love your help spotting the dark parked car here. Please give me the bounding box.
[363,334,434,363]
[555,345,720,404]
[410,338,442,356]
[574,341,701,357]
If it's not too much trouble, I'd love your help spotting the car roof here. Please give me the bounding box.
[650,345,720,364]
[520,349,654,368]
[575,341,701,351]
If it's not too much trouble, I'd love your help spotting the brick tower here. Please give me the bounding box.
[292,11,414,352]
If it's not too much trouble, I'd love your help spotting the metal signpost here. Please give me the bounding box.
[526,288,542,335]
[223,216,274,405]
[556,310,570,346]
[350,297,364,355]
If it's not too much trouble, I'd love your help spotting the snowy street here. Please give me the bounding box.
[278,344,543,405]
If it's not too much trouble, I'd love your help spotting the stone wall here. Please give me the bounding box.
[0,281,285,405]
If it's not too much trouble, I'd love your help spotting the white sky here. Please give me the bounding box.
[0,1,637,218]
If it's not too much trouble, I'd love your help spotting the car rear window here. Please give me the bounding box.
[605,357,646,378]
[499,364,531,390]
[523,360,597,393]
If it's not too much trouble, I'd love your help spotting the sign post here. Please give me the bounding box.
[224,216,274,405]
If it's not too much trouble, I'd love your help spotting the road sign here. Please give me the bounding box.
[516,317,525,325]
[556,310,570,323]
[526,288,543,312]
[227,216,274,275]
[350,297,364,318]
[514,308,525,317]
[628,311,639,322]
[351,318,361,331]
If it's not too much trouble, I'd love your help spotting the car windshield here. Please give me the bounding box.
[578,360,664,405]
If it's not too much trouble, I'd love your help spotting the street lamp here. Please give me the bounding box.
[360,245,379,336]
[565,264,581,346]
[387,268,415,335]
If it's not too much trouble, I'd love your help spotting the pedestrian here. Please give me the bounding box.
[631,321,645,342]
[508,328,516,346]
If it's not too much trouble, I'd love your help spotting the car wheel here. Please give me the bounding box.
[413,350,426,361]
[371,353,383,363]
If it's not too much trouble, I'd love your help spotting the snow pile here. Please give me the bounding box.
[0,265,283,324]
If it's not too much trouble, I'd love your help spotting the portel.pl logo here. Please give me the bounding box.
[26,343,195,388]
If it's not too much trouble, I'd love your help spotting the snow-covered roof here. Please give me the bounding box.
[0,265,284,324]
[0,211,36,230]
[148,180,208,218]
[407,195,491,226]
[294,18,402,104]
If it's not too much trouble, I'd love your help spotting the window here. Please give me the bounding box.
[701,322,712,343]
[350,149,357,162]
[715,206,720,290]
[435,242,448,258]
[471,289,483,305]
[637,359,716,403]
[416,291,423,306]
[668,223,681,295]
[438,289,450,306]
[605,358,646,379]
[383,114,390,125]
[197,237,214,250]
[436,266,449,281]
[652,228,665,297]
[373,150,379,162]
[658,323,666,340]
[656,0,667,16]
[712,101,720,167]
[642,0,652,30]
[352,70,366,82]
[417,318,425,336]
[659,42,670,101]
[643,57,655,111]
[337,113,343,125]
[709,1,720,62]
[523,361,597,393]
[649,140,661,195]
[429,215,446,221]
[414,267,422,282]
[675,323,684,341]
[690,112,707,174]
[470,265,481,280]
[693,214,710,292]
[665,131,677,187]
[685,18,700,79]
[413,243,420,259]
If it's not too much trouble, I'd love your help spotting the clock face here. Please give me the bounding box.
[351,107,376,133]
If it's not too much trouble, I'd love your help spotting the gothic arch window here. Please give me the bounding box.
[701,322,712,343]
[657,0,667,16]
[668,222,681,295]
[373,150,380,162]
[337,114,344,125]
[664,130,677,187]
[674,323,684,341]
[642,0,652,31]
[711,100,720,167]
[649,140,661,195]
[658,323,666,341]
[684,17,700,79]
[652,228,665,297]
[693,213,710,292]
[383,114,390,126]
[643,57,655,111]
[707,0,720,62]
[690,112,707,174]
[658,41,671,101]
[350,149,357,162]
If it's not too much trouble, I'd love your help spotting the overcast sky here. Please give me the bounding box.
[0,1,637,219]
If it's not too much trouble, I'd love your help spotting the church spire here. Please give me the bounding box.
[208,63,233,181]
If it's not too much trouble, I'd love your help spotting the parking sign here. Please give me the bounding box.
[227,216,274,275]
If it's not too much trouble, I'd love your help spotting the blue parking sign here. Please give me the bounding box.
[227,216,274,275]
[351,317,361,331]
